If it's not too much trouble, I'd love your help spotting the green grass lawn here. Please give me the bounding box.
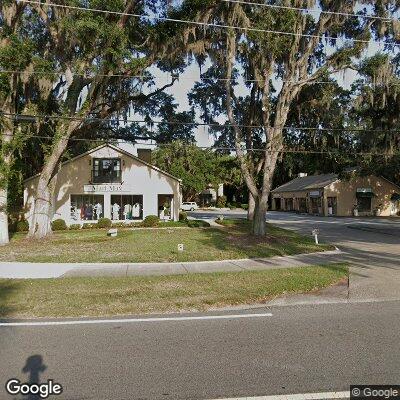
[0,219,332,263]
[0,264,348,318]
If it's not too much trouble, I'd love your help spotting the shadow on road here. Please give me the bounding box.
[22,355,47,400]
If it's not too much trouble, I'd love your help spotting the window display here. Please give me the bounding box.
[70,195,104,221]
[112,203,120,221]
[110,195,143,220]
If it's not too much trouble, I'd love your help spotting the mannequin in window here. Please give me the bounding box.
[132,203,140,218]
[71,206,77,221]
[159,205,165,220]
[82,203,88,220]
[86,203,93,220]
[75,206,81,221]
[94,202,103,220]
[112,203,120,221]
[123,204,132,220]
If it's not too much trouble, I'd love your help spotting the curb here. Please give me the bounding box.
[0,249,344,279]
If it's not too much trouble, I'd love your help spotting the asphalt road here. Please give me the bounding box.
[1,302,399,400]
[191,210,400,302]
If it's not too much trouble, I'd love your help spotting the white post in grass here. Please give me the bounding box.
[312,228,320,245]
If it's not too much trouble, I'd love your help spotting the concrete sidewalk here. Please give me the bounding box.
[0,249,343,279]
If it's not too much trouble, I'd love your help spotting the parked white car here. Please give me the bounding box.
[181,202,199,211]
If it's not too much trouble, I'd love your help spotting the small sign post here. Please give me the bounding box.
[312,228,320,245]
[178,244,184,252]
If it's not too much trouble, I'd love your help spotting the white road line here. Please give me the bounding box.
[0,313,273,327]
[209,391,350,400]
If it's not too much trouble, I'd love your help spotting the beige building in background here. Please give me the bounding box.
[24,144,182,226]
[271,173,400,217]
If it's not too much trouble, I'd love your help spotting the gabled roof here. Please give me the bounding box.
[24,143,182,183]
[272,173,338,193]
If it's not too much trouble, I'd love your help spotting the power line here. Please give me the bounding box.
[0,69,338,85]
[20,0,400,48]
[0,69,334,85]
[2,68,400,88]
[3,112,400,133]
[2,131,397,156]
[223,0,397,23]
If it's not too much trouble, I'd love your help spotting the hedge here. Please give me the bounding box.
[52,219,67,231]
[143,215,160,227]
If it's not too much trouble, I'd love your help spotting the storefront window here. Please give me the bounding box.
[357,197,372,213]
[310,197,321,214]
[111,195,143,221]
[286,198,294,211]
[297,198,307,213]
[71,195,104,221]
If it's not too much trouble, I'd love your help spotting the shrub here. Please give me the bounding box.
[187,219,210,228]
[52,219,67,231]
[111,222,124,228]
[112,221,136,228]
[241,203,249,210]
[82,223,95,229]
[179,211,188,221]
[97,217,112,229]
[69,224,81,230]
[16,220,29,232]
[216,195,227,208]
[143,215,160,227]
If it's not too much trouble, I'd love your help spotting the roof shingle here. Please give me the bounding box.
[272,173,338,193]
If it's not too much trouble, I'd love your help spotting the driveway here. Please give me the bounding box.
[191,210,400,302]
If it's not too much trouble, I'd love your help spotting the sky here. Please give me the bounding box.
[139,43,385,149]
[124,1,399,151]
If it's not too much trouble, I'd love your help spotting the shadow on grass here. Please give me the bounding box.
[0,280,21,318]
[198,220,324,259]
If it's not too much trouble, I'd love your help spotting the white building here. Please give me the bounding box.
[24,144,182,225]
[199,183,224,205]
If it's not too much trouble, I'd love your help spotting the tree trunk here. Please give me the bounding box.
[28,180,53,239]
[247,193,255,221]
[252,194,268,236]
[0,186,9,245]
[0,125,13,245]
[28,135,70,239]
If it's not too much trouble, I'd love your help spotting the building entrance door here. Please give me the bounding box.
[327,197,337,215]
[310,197,321,214]
[158,194,174,221]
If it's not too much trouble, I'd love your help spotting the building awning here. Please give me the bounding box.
[356,191,375,198]
[391,193,400,201]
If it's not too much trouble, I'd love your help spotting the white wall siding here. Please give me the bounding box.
[24,145,181,226]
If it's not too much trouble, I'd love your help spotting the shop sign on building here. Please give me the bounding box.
[84,184,123,193]
[356,188,373,193]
